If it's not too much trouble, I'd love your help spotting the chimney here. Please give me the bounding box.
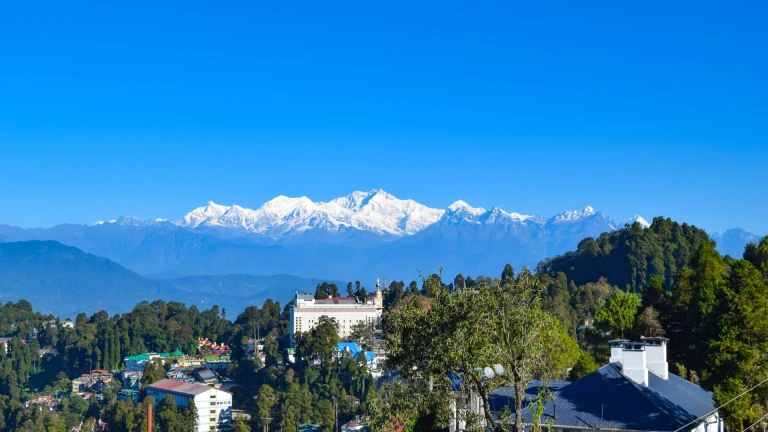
[609,339,628,364]
[641,336,669,380]
[622,342,648,386]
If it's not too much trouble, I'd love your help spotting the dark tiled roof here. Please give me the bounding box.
[512,364,715,431]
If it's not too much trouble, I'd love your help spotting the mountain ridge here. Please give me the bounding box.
[0,240,331,318]
[102,189,622,241]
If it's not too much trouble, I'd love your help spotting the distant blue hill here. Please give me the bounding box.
[0,240,331,318]
[711,228,764,258]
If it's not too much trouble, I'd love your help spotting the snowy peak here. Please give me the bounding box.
[551,206,597,223]
[628,215,651,228]
[109,192,623,240]
[100,216,168,227]
[177,190,444,237]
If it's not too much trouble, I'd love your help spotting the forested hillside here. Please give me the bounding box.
[537,217,711,292]
[0,241,329,317]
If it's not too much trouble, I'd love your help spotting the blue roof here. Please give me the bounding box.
[337,342,376,363]
[336,342,362,358]
[509,364,715,431]
[489,380,571,412]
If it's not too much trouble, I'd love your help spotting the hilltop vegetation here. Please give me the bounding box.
[537,217,711,292]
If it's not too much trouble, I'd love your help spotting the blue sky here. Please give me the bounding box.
[1,1,766,234]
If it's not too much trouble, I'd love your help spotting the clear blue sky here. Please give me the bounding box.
[1,1,766,234]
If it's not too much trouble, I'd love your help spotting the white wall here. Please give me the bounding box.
[147,387,232,432]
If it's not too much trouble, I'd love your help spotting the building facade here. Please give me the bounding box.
[147,379,232,432]
[290,281,383,344]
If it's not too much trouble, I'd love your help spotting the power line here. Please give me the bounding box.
[673,376,768,432]
[743,412,768,432]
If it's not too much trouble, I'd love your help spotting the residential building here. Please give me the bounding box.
[123,349,183,372]
[204,355,231,371]
[500,338,722,432]
[120,371,142,390]
[147,379,232,432]
[195,368,218,384]
[72,377,95,393]
[290,281,384,344]
[335,342,379,372]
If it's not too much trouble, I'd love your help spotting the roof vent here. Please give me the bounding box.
[641,336,669,380]
[622,342,648,387]
[609,339,628,364]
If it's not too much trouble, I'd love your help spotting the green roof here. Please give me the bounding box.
[124,353,150,362]
[220,355,230,360]
[286,348,296,354]
[124,350,183,362]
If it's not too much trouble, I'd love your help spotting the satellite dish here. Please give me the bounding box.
[483,367,495,379]
[494,364,505,376]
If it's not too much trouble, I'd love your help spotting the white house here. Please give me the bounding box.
[147,379,232,432]
[290,281,383,344]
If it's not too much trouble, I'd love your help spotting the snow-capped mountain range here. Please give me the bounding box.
[100,189,649,238]
[0,189,758,283]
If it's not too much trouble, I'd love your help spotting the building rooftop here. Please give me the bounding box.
[148,379,212,396]
[512,363,715,431]
[195,369,217,381]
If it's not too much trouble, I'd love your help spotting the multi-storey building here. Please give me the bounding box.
[147,379,232,432]
[290,281,384,344]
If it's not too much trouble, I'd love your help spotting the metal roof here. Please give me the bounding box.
[148,379,212,396]
[489,380,571,412]
[510,364,715,431]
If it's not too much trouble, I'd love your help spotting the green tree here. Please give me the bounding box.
[314,283,330,300]
[501,264,515,282]
[295,316,339,365]
[384,269,578,432]
[704,260,768,430]
[595,289,641,338]
[744,236,768,276]
[256,384,277,430]
[568,351,598,381]
[232,417,251,432]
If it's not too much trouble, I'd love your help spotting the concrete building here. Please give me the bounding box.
[290,281,383,344]
[147,379,232,432]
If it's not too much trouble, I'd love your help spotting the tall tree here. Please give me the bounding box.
[595,289,641,338]
[501,264,515,282]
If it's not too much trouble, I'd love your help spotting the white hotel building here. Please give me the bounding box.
[290,282,383,344]
[147,379,232,432]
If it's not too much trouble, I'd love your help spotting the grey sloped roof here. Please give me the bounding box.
[514,364,715,431]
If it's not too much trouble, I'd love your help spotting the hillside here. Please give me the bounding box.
[537,217,712,291]
[0,240,173,317]
[0,241,330,318]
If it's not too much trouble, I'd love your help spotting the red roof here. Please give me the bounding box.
[148,379,212,396]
